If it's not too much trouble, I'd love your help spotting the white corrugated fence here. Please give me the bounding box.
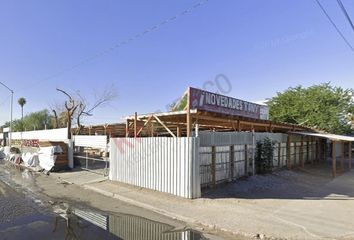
[109,137,201,199]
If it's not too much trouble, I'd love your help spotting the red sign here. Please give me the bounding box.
[189,87,269,120]
[13,139,40,148]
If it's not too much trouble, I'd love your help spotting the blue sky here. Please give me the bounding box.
[0,0,353,125]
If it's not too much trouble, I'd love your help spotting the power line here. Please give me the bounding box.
[336,0,354,33]
[20,0,210,91]
[0,94,11,107]
[314,0,354,53]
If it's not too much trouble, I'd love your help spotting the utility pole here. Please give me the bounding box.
[0,82,14,147]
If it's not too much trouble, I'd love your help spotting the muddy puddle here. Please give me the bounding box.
[0,160,206,240]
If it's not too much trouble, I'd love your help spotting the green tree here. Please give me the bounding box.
[2,109,53,132]
[268,83,354,134]
[18,97,26,131]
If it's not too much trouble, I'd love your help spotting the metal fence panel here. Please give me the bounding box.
[199,131,288,147]
[109,137,200,199]
[73,135,108,149]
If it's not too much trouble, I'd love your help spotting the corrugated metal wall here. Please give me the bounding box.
[198,132,317,188]
[73,135,108,149]
[109,137,201,199]
[199,131,288,146]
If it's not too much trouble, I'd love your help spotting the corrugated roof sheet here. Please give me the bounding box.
[290,132,354,142]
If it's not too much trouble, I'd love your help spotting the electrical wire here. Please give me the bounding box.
[314,0,354,53]
[19,0,210,91]
[336,0,354,33]
[0,94,11,107]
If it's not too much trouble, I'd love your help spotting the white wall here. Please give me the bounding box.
[109,137,201,199]
[73,135,108,149]
[10,128,67,141]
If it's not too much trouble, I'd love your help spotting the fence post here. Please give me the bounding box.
[306,137,310,164]
[341,141,345,172]
[332,141,337,178]
[315,138,319,163]
[287,134,291,170]
[300,136,304,168]
[211,146,216,188]
[85,151,88,169]
[244,145,248,176]
[278,142,281,167]
[67,139,74,169]
[349,142,352,170]
[230,145,234,181]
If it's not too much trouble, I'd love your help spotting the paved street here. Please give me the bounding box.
[0,161,232,240]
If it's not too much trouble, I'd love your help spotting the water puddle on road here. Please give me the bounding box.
[0,161,206,240]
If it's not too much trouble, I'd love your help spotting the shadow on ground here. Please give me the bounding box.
[202,160,354,200]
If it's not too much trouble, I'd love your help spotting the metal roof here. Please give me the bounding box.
[290,132,354,142]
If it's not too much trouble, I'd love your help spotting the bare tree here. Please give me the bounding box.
[56,86,117,137]
[49,102,66,129]
[75,86,117,134]
[56,88,79,139]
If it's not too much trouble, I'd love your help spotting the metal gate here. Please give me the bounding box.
[73,135,109,176]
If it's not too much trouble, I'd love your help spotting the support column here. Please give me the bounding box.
[315,138,319,163]
[332,141,337,178]
[211,146,216,188]
[311,137,314,164]
[306,137,310,163]
[300,136,304,168]
[125,119,129,137]
[294,139,297,166]
[186,88,191,137]
[230,145,234,180]
[341,141,345,172]
[134,112,137,138]
[245,144,248,175]
[150,121,154,137]
[176,126,181,137]
[287,134,291,170]
[278,142,281,168]
[349,142,352,170]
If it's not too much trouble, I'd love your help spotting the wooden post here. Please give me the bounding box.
[176,126,181,137]
[125,120,129,137]
[211,146,216,188]
[186,89,191,137]
[150,121,154,137]
[294,139,297,166]
[316,138,321,163]
[306,137,310,164]
[245,144,248,175]
[237,120,241,132]
[134,112,137,138]
[349,142,352,170]
[318,139,322,164]
[332,141,336,178]
[278,142,281,167]
[311,137,314,164]
[230,145,234,180]
[300,136,304,168]
[341,141,345,172]
[287,134,291,170]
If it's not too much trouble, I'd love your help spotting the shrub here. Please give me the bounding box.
[255,137,275,174]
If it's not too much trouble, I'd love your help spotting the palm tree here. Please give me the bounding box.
[18,97,26,131]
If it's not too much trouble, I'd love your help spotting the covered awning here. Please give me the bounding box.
[289,131,353,177]
[290,131,354,142]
